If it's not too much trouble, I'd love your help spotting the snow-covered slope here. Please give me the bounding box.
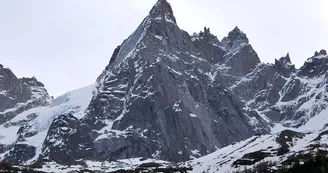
[0,66,52,125]
[36,158,170,173]
[0,84,95,164]
[231,50,328,129]
[184,126,328,173]
[13,126,328,173]
[1,0,328,171]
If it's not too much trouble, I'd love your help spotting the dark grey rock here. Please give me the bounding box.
[73,0,268,163]
[320,49,327,55]
[3,144,36,164]
[274,53,295,77]
[280,79,301,102]
[40,114,97,163]
[0,67,30,113]
[0,67,51,124]
[192,27,226,63]
[223,44,260,76]
[220,27,261,77]
[221,26,249,51]
[299,50,328,78]
[3,0,328,166]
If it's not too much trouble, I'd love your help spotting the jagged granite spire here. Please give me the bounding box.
[4,0,328,168]
[320,49,327,55]
[282,53,291,63]
[274,53,295,77]
[108,0,192,67]
[149,0,176,24]
[299,49,328,77]
[314,49,327,56]
[78,0,261,163]
[220,26,260,76]
[0,64,51,124]
[221,26,249,50]
[275,53,292,66]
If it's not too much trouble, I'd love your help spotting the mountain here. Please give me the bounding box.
[0,65,51,125]
[1,0,328,172]
[185,128,328,172]
[77,0,268,163]
[0,74,95,164]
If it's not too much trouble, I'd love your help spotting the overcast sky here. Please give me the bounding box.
[0,0,327,97]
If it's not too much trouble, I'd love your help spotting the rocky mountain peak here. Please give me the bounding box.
[275,53,292,67]
[108,0,193,67]
[20,77,45,88]
[304,49,327,61]
[149,0,176,24]
[0,64,51,125]
[281,53,291,63]
[221,26,249,50]
[230,26,243,34]
[298,49,328,77]
[274,53,295,77]
[201,27,219,43]
[78,1,263,163]
[3,0,328,170]
[320,49,327,55]
[314,49,327,56]
[0,66,20,92]
[219,26,260,77]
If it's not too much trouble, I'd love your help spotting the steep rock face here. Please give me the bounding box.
[299,50,328,78]
[221,27,261,77]
[0,65,52,164]
[231,63,286,107]
[191,27,226,64]
[0,84,95,164]
[185,129,328,173]
[0,66,51,124]
[0,66,30,112]
[191,27,261,89]
[78,0,266,162]
[1,0,328,167]
[274,53,295,77]
[40,114,97,164]
[3,144,36,164]
[231,50,328,127]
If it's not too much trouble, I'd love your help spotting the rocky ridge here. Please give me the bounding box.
[0,0,328,172]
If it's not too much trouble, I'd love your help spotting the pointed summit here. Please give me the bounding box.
[275,53,292,67]
[231,26,243,34]
[279,53,292,64]
[313,49,327,57]
[275,53,295,77]
[108,0,189,67]
[149,0,176,24]
[221,26,249,50]
[229,26,247,37]
[320,49,327,55]
[109,0,185,67]
[286,52,290,58]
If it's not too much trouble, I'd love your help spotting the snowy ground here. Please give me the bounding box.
[183,121,328,173]
[2,81,328,172]
[0,84,96,162]
[37,158,170,173]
